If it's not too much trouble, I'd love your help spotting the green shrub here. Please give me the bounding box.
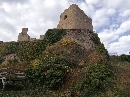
[94,43,110,62]
[0,42,18,57]
[26,56,74,90]
[90,32,101,45]
[120,54,130,62]
[16,41,44,61]
[95,43,105,53]
[114,89,130,97]
[76,63,114,97]
[43,29,67,46]
[0,41,45,62]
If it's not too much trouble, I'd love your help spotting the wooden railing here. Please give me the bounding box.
[0,67,26,90]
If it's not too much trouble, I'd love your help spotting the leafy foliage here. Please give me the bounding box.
[95,43,110,61]
[0,41,44,61]
[95,43,106,53]
[90,32,101,45]
[76,63,114,97]
[16,40,44,61]
[114,89,130,97]
[120,54,130,62]
[26,56,75,90]
[0,42,18,57]
[43,29,67,46]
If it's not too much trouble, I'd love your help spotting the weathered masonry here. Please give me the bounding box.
[57,4,93,31]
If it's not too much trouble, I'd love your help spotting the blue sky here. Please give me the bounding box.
[0,0,130,55]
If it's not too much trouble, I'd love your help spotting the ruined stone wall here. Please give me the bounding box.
[17,28,45,42]
[18,28,30,42]
[39,35,44,40]
[57,4,93,31]
[30,38,36,41]
[63,29,95,50]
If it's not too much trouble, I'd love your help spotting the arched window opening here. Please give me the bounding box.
[64,15,67,20]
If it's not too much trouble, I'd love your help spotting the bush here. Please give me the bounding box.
[43,29,67,46]
[0,42,18,57]
[90,32,101,45]
[17,41,44,61]
[95,43,107,53]
[76,63,114,97]
[26,56,74,90]
[120,54,130,62]
[114,89,130,97]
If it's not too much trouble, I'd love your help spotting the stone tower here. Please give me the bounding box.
[18,28,30,42]
[57,4,93,30]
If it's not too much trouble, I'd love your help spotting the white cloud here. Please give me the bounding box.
[107,8,116,16]
[119,9,130,17]
[85,0,101,5]
[115,19,130,35]
[108,35,130,55]
[105,0,124,8]
[98,29,119,44]
[92,8,111,29]
[110,24,119,30]
[119,35,130,43]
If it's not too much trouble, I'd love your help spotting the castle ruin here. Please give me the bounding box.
[17,28,44,42]
[17,4,94,43]
[57,4,93,30]
[39,35,44,40]
[16,4,95,51]
[0,4,92,49]
[18,28,30,42]
[56,4,95,50]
